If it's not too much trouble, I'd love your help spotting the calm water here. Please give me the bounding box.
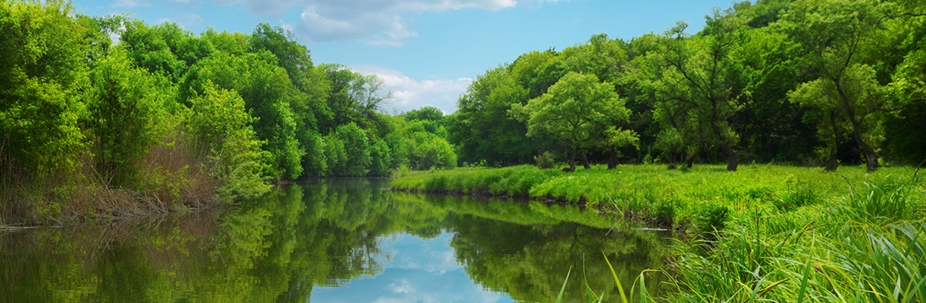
[1,178,673,303]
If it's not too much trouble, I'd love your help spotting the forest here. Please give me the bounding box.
[0,0,456,224]
[3,0,926,224]
[446,0,926,172]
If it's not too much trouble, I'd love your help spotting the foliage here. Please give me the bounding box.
[86,47,169,185]
[451,66,542,165]
[185,81,271,200]
[334,123,371,177]
[533,151,557,169]
[629,9,749,171]
[368,139,392,176]
[510,72,637,170]
[779,0,891,171]
[0,0,90,177]
[0,1,459,223]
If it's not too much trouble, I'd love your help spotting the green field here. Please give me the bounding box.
[392,164,926,302]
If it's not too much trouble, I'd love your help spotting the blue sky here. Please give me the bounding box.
[70,0,737,113]
[311,232,513,303]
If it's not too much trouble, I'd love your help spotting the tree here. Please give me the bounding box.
[320,64,391,134]
[401,106,443,122]
[509,72,637,170]
[334,123,371,176]
[452,66,542,165]
[86,47,168,184]
[779,0,889,171]
[119,20,189,81]
[248,23,332,175]
[183,51,304,180]
[0,0,90,178]
[882,2,926,163]
[631,10,749,171]
[186,81,270,200]
[368,139,392,176]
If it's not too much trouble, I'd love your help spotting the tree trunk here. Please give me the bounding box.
[824,157,838,172]
[568,148,577,171]
[849,128,879,172]
[607,149,618,170]
[720,143,738,171]
[834,81,878,172]
[582,152,591,170]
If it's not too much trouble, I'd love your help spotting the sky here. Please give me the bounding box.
[70,0,737,114]
[311,231,514,303]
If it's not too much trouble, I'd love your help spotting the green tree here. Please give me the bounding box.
[452,66,540,165]
[119,20,190,81]
[0,0,90,177]
[86,47,168,184]
[320,64,391,134]
[509,72,637,170]
[779,0,890,171]
[186,81,271,200]
[323,135,347,176]
[248,23,332,174]
[882,2,926,163]
[631,11,748,171]
[334,123,371,176]
[183,51,304,180]
[402,106,443,122]
[368,139,392,176]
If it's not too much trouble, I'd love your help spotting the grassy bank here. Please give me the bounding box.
[391,164,926,301]
[392,164,919,229]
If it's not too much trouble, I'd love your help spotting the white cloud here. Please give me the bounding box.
[151,13,202,28]
[113,0,151,8]
[275,0,518,46]
[163,0,201,7]
[389,279,415,294]
[352,65,471,114]
[175,12,203,26]
[244,0,299,17]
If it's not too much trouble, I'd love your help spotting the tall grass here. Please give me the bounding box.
[1,130,224,226]
[659,179,926,302]
[391,164,926,302]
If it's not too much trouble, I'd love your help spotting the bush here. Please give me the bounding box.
[534,151,557,169]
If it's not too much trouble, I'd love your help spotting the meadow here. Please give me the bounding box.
[391,164,926,302]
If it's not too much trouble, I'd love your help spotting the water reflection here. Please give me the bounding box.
[0,178,672,302]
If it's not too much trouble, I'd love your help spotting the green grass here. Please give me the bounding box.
[392,164,918,230]
[391,164,926,302]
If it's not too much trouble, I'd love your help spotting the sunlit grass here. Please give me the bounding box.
[391,164,926,302]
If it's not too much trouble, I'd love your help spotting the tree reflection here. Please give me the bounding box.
[0,179,672,302]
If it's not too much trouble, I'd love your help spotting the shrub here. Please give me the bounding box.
[534,151,557,169]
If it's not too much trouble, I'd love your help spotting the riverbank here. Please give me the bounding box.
[392,164,918,228]
[391,164,926,301]
[0,164,224,226]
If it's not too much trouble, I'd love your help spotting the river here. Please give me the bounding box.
[1,178,673,302]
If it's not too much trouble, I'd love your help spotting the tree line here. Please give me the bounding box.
[445,0,926,172]
[0,0,455,221]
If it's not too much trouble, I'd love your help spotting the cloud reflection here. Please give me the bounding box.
[311,232,512,303]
